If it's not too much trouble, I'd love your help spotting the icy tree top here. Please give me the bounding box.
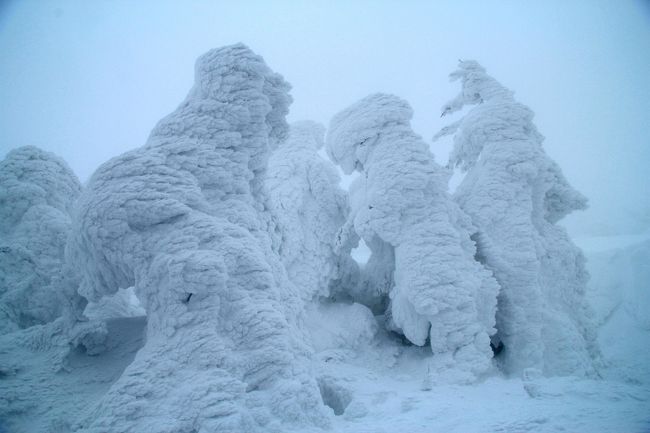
[435,60,586,223]
[434,60,537,172]
[71,44,295,302]
[440,60,514,117]
[0,145,81,235]
[326,93,414,174]
[146,43,292,199]
[186,42,292,142]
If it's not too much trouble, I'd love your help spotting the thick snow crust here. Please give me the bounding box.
[65,44,328,432]
[327,93,499,382]
[0,146,84,334]
[435,60,598,376]
[266,121,357,301]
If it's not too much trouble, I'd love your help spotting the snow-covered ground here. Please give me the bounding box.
[1,235,648,433]
[314,232,650,433]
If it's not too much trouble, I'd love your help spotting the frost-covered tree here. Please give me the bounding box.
[435,60,598,376]
[327,93,499,382]
[0,146,85,334]
[266,120,357,301]
[67,44,329,432]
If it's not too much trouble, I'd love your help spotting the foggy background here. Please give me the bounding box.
[1,0,648,238]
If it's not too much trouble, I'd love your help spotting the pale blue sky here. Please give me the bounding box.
[1,0,649,236]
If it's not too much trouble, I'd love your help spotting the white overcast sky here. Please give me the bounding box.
[1,0,649,237]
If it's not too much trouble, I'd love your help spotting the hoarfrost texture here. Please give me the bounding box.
[0,146,84,334]
[435,60,598,376]
[66,44,329,432]
[266,121,357,301]
[326,93,499,382]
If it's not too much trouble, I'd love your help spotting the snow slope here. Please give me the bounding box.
[0,316,145,433]
[308,234,649,433]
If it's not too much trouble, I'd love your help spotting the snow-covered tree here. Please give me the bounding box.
[0,146,85,334]
[327,93,499,382]
[266,121,357,301]
[67,44,329,432]
[435,60,598,376]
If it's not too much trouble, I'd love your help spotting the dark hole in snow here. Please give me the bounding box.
[470,232,487,266]
[490,340,505,357]
[76,343,88,355]
[317,377,352,416]
[183,293,193,304]
[386,323,427,348]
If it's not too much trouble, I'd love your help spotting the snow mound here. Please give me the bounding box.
[305,302,378,355]
[327,93,499,382]
[436,60,598,376]
[0,146,84,334]
[66,43,328,432]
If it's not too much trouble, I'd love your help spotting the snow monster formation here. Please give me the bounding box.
[266,121,357,301]
[435,60,598,376]
[327,93,499,383]
[67,44,329,432]
[0,146,84,334]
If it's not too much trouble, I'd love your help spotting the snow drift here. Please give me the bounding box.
[66,44,328,432]
[327,93,499,383]
[435,60,598,376]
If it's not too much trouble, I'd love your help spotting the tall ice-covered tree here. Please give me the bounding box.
[435,60,598,376]
[327,93,499,383]
[266,121,357,302]
[67,44,329,432]
[0,146,85,334]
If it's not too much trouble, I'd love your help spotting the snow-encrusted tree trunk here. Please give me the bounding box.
[0,146,85,334]
[327,93,499,382]
[435,60,598,376]
[67,44,328,432]
[266,121,357,301]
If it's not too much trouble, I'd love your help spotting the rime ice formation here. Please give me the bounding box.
[0,146,84,334]
[435,60,597,376]
[327,93,499,382]
[83,287,145,321]
[267,121,357,301]
[67,44,328,432]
